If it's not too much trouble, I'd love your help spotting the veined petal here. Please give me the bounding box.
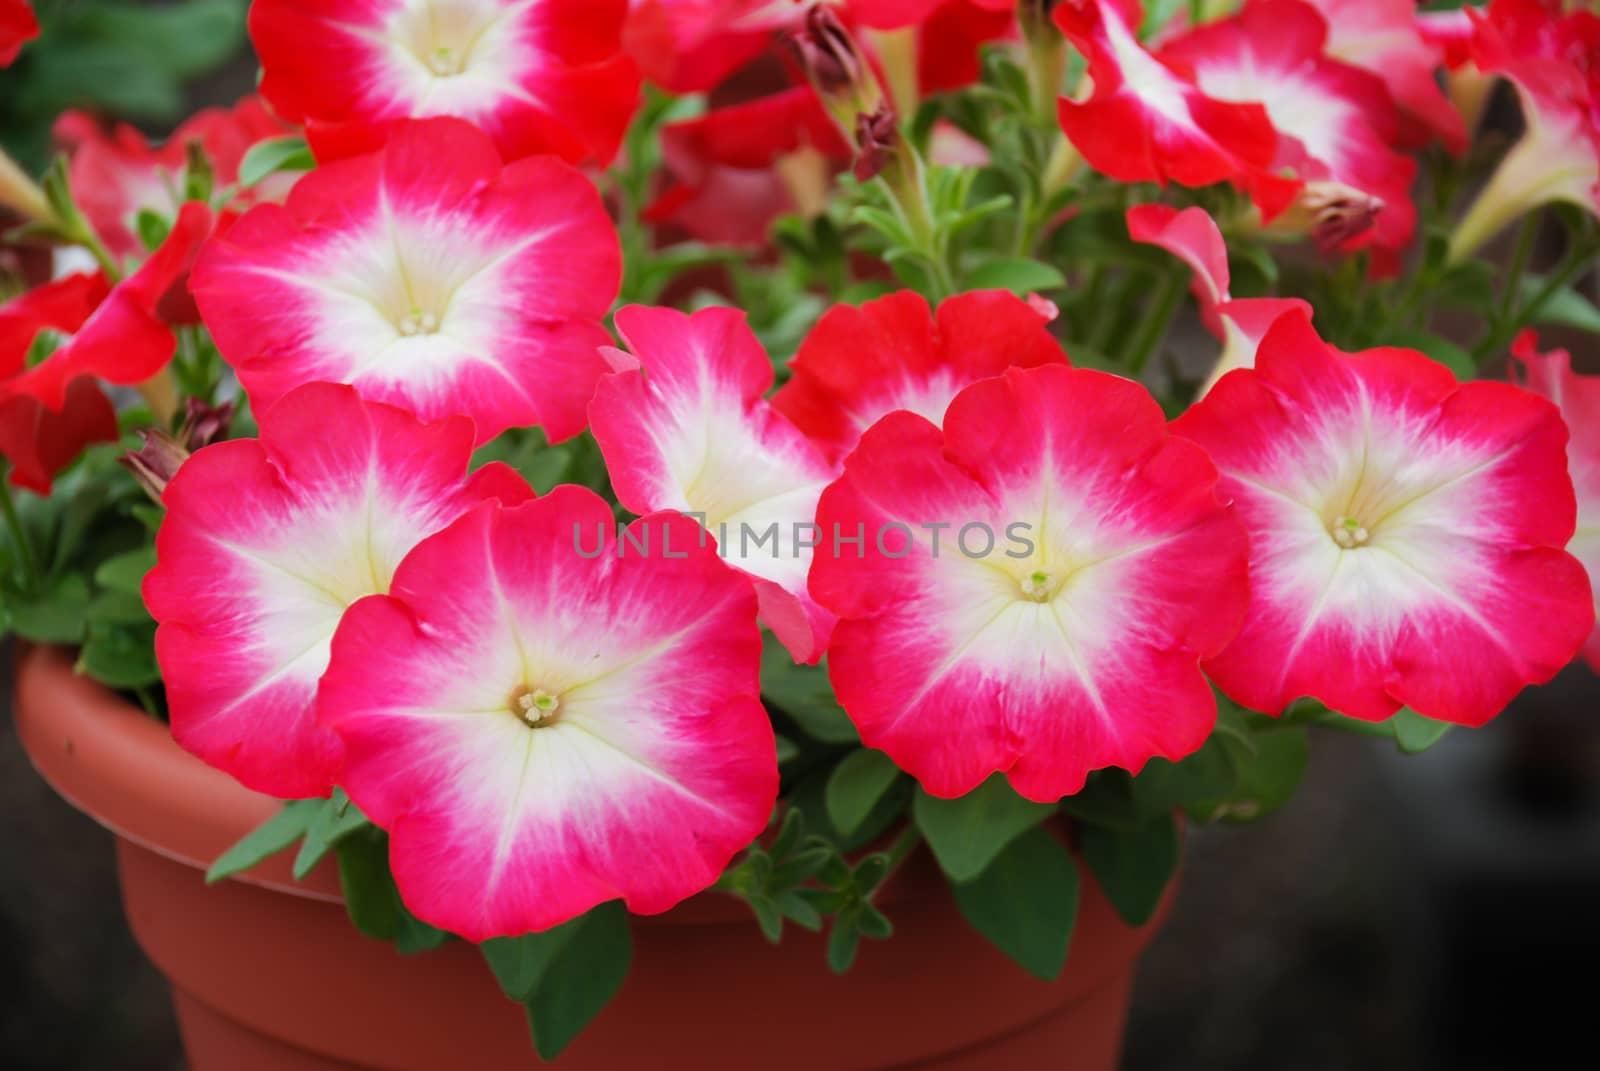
[144,382,532,798]
[1173,312,1592,726]
[590,305,839,662]
[811,364,1249,801]
[319,488,775,939]
[191,118,620,444]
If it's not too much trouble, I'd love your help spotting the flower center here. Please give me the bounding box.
[427,46,465,76]
[510,685,560,727]
[390,1,492,80]
[1330,515,1371,549]
[1020,570,1058,602]
[396,308,441,337]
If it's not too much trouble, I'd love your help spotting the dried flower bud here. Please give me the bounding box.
[853,104,900,182]
[119,428,190,504]
[789,5,862,100]
[1302,182,1383,250]
[179,397,236,451]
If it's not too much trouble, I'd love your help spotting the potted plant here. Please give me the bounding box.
[3,0,1598,1067]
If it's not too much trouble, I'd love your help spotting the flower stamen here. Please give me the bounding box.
[1331,515,1370,549]
[511,686,560,727]
[1020,570,1058,601]
[397,309,441,336]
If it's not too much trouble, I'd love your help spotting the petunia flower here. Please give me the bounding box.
[0,380,118,495]
[1052,0,1279,188]
[1512,331,1600,671]
[1172,311,1592,726]
[190,118,620,445]
[0,0,34,68]
[0,201,211,419]
[589,305,839,663]
[144,382,533,799]
[318,487,777,939]
[250,0,641,166]
[55,97,297,264]
[1160,0,1419,257]
[1448,0,1600,261]
[1300,0,1466,153]
[810,363,1250,801]
[646,86,852,247]
[1124,203,1309,393]
[772,288,1067,463]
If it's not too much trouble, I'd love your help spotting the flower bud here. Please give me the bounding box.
[119,428,189,504]
[787,5,883,129]
[179,397,236,451]
[1267,181,1384,250]
[853,104,900,182]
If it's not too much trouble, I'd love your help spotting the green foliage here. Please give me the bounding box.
[483,903,633,1061]
[206,800,322,884]
[825,749,903,837]
[1078,815,1179,927]
[912,775,1055,882]
[236,136,315,188]
[951,826,1080,980]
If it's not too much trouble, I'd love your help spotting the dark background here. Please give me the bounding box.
[5,2,1600,1068]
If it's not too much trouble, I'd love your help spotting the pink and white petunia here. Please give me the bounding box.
[1172,311,1593,726]
[772,289,1067,463]
[1448,0,1600,260]
[1124,203,1309,393]
[1512,331,1600,671]
[1300,0,1466,153]
[144,382,532,799]
[1052,0,1279,189]
[318,487,777,940]
[810,364,1250,801]
[190,118,620,445]
[590,305,838,663]
[251,0,640,166]
[1161,0,1419,257]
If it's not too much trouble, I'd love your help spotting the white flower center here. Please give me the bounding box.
[397,308,441,336]
[1020,570,1058,602]
[389,1,496,80]
[511,686,560,726]
[1330,515,1371,549]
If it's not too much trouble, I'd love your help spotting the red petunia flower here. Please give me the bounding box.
[810,363,1249,801]
[190,118,620,445]
[590,305,839,663]
[251,0,641,166]
[0,201,211,424]
[0,0,36,67]
[1449,0,1600,259]
[55,98,297,264]
[144,382,533,799]
[1512,331,1600,672]
[773,288,1067,463]
[1300,0,1466,153]
[1052,0,1279,188]
[1125,203,1310,393]
[319,487,777,939]
[0,381,118,495]
[647,86,851,247]
[1172,311,1592,726]
[1160,0,1419,256]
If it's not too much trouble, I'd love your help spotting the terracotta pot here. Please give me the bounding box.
[15,645,1174,1070]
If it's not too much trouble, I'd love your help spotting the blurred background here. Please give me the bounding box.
[4,2,1600,1069]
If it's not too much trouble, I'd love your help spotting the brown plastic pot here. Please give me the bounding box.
[15,645,1175,1070]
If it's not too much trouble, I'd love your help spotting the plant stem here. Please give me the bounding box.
[1124,271,1185,378]
[1499,212,1539,323]
[880,146,955,300]
[0,466,40,594]
[1472,231,1597,364]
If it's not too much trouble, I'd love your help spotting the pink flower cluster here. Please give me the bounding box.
[2,0,1597,946]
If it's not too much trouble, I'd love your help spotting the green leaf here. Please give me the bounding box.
[1518,274,1600,332]
[487,902,633,1061]
[1195,726,1309,822]
[775,733,800,765]
[1059,770,1145,832]
[824,749,902,837]
[93,546,157,594]
[335,828,404,940]
[76,624,160,689]
[952,825,1080,980]
[1391,708,1453,754]
[206,799,320,884]
[827,909,863,973]
[913,775,1056,882]
[8,574,91,643]
[1387,327,1474,381]
[134,209,171,252]
[1128,734,1240,817]
[964,257,1067,294]
[292,791,371,879]
[759,633,857,743]
[236,136,314,188]
[1079,814,1179,927]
